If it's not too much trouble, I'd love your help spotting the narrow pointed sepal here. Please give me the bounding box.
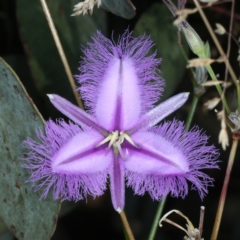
[48,94,108,136]
[127,92,190,135]
[110,146,125,211]
[22,120,110,201]
[124,120,219,200]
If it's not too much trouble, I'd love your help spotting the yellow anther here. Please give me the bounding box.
[107,131,119,149]
[120,131,140,149]
[95,130,139,156]
[95,131,119,148]
[114,142,125,159]
[95,134,112,148]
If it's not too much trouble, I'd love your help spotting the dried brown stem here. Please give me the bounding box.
[119,211,135,240]
[209,6,240,20]
[39,0,84,109]
[211,138,239,240]
[224,0,234,83]
[193,0,238,85]
[198,206,205,237]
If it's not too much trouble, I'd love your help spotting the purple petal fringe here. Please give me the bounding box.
[22,120,108,201]
[125,120,219,200]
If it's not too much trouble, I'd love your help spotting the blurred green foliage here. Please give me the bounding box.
[134,3,189,101]
[16,0,107,118]
[0,0,240,239]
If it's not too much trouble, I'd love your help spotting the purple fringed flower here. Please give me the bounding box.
[23,30,219,212]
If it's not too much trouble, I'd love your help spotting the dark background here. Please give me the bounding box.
[0,0,240,239]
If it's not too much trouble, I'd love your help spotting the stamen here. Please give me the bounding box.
[95,130,139,158]
[95,130,119,148]
[120,131,140,148]
[108,131,119,149]
[95,134,112,148]
[115,142,125,159]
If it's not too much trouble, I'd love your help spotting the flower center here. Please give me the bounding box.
[95,130,139,159]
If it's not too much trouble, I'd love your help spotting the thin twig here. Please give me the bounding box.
[209,6,240,20]
[205,65,231,114]
[161,218,189,235]
[236,81,240,116]
[224,0,234,83]
[119,211,135,240]
[193,0,238,85]
[211,138,239,240]
[220,0,235,143]
[198,206,205,237]
[39,0,84,109]
[228,32,240,47]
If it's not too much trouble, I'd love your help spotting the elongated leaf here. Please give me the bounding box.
[0,58,60,240]
[134,3,189,101]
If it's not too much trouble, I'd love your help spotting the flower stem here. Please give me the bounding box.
[210,138,239,240]
[39,0,84,110]
[185,94,199,131]
[205,65,231,115]
[119,211,135,240]
[236,81,240,115]
[147,196,167,240]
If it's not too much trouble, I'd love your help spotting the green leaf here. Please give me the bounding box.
[0,58,60,240]
[134,3,189,101]
[16,0,107,114]
[101,0,135,19]
[204,41,210,58]
[0,219,9,238]
[0,218,14,240]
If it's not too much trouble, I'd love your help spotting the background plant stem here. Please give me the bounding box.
[236,81,240,114]
[211,138,238,240]
[193,0,237,85]
[185,94,199,131]
[147,196,167,240]
[39,0,84,109]
[205,65,231,115]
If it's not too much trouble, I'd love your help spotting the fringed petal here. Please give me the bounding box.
[125,131,189,175]
[125,120,219,200]
[94,56,142,130]
[22,120,110,201]
[76,30,164,130]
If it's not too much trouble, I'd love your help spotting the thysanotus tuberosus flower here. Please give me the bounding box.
[23,30,219,212]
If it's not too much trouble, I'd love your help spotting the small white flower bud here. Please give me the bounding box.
[218,128,229,151]
[214,23,226,35]
[204,97,221,110]
[181,22,206,57]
